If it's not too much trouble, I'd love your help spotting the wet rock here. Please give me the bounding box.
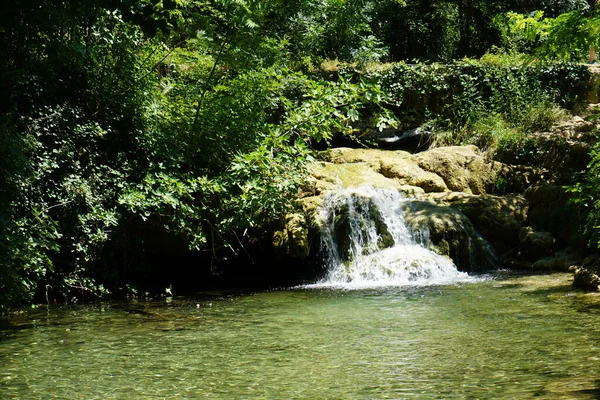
[422,192,528,257]
[572,254,600,291]
[404,200,497,272]
[329,195,394,262]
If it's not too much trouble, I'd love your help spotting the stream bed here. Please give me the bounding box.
[1,272,600,399]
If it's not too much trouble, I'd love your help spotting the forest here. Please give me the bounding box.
[2,0,600,312]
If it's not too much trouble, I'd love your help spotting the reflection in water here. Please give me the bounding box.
[1,273,600,399]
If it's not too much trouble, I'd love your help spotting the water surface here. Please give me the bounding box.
[1,273,600,399]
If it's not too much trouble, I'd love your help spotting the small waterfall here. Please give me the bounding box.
[313,186,474,288]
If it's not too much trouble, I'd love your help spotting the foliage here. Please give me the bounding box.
[568,125,600,248]
[508,8,600,61]
[1,0,597,312]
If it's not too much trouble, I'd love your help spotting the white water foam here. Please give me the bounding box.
[307,186,480,289]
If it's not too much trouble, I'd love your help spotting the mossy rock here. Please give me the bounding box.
[272,213,310,259]
[422,192,528,257]
[572,254,600,291]
[329,194,395,263]
[412,145,495,194]
[404,200,497,272]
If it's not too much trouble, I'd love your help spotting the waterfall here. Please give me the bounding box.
[312,186,474,288]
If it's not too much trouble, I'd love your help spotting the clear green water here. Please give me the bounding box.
[2,273,600,399]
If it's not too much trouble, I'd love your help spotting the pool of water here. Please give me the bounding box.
[1,272,600,399]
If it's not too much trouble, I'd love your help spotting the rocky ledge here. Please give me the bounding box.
[273,143,588,278]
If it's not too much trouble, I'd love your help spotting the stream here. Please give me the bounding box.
[1,273,600,399]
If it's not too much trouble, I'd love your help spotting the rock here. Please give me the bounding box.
[421,192,528,257]
[272,213,310,258]
[330,195,394,261]
[309,161,402,193]
[403,200,497,271]
[316,146,542,195]
[378,157,448,192]
[518,226,556,260]
[318,147,449,192]
[572,267,600,291]
[572,254,600,291]
[525,185,585,246]
[531,249,582,272]
[412,145,496,194]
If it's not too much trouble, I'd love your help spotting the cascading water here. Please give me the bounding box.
[313,186,475,288]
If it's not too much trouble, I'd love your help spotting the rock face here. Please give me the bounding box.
[273,143,585,274]
[272,213,310,259]
[403,200,497,271]
[327,193,394,262]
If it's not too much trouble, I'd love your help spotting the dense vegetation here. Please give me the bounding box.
[1,0,599,311]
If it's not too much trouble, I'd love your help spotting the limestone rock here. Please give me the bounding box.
[309,162,402,193]
[328,194,394,262]
[319,147,449,193]
[403,200,497,271]
[421,192,528,257]
[273,213,310,258]
[412,145,496,194]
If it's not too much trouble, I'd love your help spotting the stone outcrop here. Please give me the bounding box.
[274,139,590,276]
[403,200,497,271]
[420,191,528,257]
[278,145,543,268]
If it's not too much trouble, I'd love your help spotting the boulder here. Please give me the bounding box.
[572,254,600,291]
[308,161,402,194]
[421,192,528,257]
[518,226,556,260]
[272,213,310,259]
[403,200,497,271]
[412,145,497,194]
[531,248,582,272]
